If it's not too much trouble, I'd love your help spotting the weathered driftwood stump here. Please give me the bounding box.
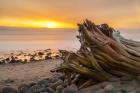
[55,19,140,89]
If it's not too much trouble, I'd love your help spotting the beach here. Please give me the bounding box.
[0,59,62,88]
[1,0,140,92]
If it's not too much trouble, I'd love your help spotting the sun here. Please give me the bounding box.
[45,22,58,28]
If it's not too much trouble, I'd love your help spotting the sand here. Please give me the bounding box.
[0,59,62,88]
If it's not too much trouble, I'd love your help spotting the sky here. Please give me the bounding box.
[0,0,140,29]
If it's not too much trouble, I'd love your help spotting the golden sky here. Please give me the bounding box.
[0,0,140,28]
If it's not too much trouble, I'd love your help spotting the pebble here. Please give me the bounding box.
[29,82,36,87]
[94,89,106,93]
[128,91,136,93]
[50,80,63,90]
[61,84,78,93]
[55,85,64,93]
[61,88,78,93]
[18,84,30,93]
[85,91,95,93]
[48,77,59,83]
[104,84,116,93]
[118,89,128,93]
[1,86,17,93]
[38,79,49,87]
[4,78,15,83]
[25,84,43,93]
[45,87,55,93]
[53,74,65,81]
[70,84,78,91]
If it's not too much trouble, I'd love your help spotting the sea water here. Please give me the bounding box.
[0,27,139,52]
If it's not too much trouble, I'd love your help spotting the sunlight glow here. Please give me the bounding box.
[0,18,76,28]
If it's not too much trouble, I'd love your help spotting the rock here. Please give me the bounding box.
[0,60,6,64]
[48,77,59,83]
[5,58,10,63]
[94,89,105,93]
[4,78,15,83]
[45,55,52,60]
[104,84,116,93]
[52,74,65,81]
[69,84,78,91]
[128,91,136,93]
[1,86,17,93]
[18,84,30,93]
[38,52,44,56]
[24,59,28,62]
[85,91,95,93]
[45,87,55,93]
[9,56,17,63]
[38,79,49,87]
[25,84,44,93]
[55,85,64,93]
[50,80,63,90]
[61,85,78,93]
[118,89,128,93]
[29,82,36,87]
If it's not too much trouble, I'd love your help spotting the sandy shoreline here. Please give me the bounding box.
[0,59,62,88]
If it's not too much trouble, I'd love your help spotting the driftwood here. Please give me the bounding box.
[55,19,140,88]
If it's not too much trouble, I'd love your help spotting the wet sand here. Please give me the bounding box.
[0,59,62,88]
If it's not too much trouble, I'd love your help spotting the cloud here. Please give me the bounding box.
[0,0,140,28]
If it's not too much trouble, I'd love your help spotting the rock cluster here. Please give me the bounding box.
[0,49,64,64]
[0,74,78,93]
[80,76,140,93]
[0,75,140,93]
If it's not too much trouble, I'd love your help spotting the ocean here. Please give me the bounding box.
[0,27,80,51]
[0,27,139,52]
